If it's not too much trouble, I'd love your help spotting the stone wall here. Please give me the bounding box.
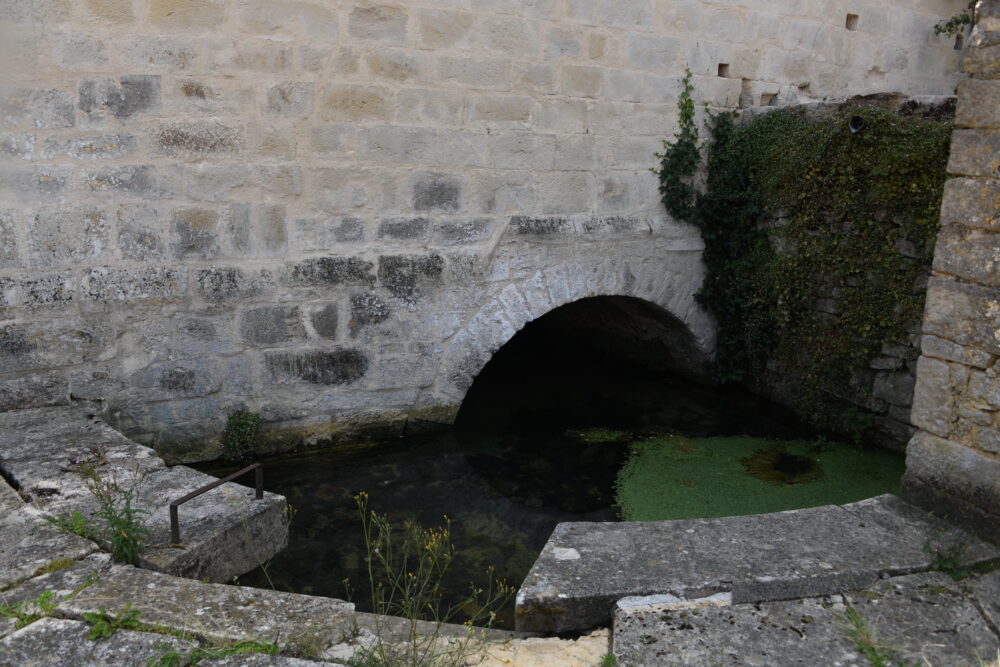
[903,0,1000,542]
[0,0,969,460]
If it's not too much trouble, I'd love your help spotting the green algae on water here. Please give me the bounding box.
[565,428,634,444]
[615,436,904,522]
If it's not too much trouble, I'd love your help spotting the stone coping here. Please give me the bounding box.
[516,494,1000,633]
[0,406,288,582]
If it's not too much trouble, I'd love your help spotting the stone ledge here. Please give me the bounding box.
[613,571,1000,666]
[515,495,1000,633]
[0,406,288,583]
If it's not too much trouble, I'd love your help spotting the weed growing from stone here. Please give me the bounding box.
[222,410,261,464]
[600,652,618,667]
[836,604,913,667]
[348,491,513,666]
[934,1,976,36]
[0,590,57,630]
[84,470,150,565]
[45,510,99,541]
[82,603,143,639]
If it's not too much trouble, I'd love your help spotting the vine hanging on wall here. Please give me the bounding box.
[658,80,953,432]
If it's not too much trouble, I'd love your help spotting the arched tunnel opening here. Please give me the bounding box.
[453,295,812,518]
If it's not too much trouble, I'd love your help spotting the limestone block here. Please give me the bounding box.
[511,61,558,96]
[920,334,993,369]
[348,3,408,44]
[0,164,71,202]
[468,94,535,128]
[174,315,234,358]
[171,208,220,260]
[20,272,76,310]
[82,266,187,308]
[377,216,431,243]
[318,84,394,122]
[308,123,357,156]
[206,39,294,72]
[377,254,444,302]
[535,98,587,133]
[433,218,495,246]
[305,303,339,339]
[910,356,969,437]
[481,15,540,57]
[940,177,1000,230]
[84,0,133,23]
[237,0,339,42]
[964,44,1000,77]
[626,33,680,72]
[485,132,556,170]
[255,204,287,255]
[155,121,245,155]
[905,430,1000,513]
[948,129,1000,177]
[266,349,369,385]
[42,134,137,160]
[116,37,197,72]
[365,49,423,84]
[0,131,33,159]
[82,164,179,200]
[923,277,1000,355]
[409,172,464,213]
[562,65,603,98]
[0,319,116,373]
[872,370,916,406]
[195,266,274,303]
[348,293,391,337]
[436,56,510,91]
[933,223,1000,285]
[266,82,315,116]
[395,88,465,126]
[27,206,112,267]
[53,32,110,70]
[292,217,365,251]
[415,8,476,49]
[128,359,220,400]
[284,257,376,288]
[239,306,302,345]
[956,78,1000,128]
[78,76,160,120]
[149,0,226,30]
[0,372,68,411]
[184,164,250,202]
[166,79,254,115]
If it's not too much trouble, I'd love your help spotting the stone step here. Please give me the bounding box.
[515,494,1000,633]
[0,406,288,582]
[612,570,1000,666]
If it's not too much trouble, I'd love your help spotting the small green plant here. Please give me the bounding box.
[82,603,143,640]
[656,68,700,221]
[0,591,58,630]
[349,491,513,666]
[45,510,98,541]
[83,471,150,565]
[222,410,261,465]
[935,1,975,36]
[600,653,618,667]
[147,639,282,666]
[923,530,974,580]
[836,604,913,667]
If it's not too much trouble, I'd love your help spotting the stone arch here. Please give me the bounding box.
[434,257,716,402]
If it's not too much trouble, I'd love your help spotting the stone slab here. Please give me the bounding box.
[59,565,355,655]
[0,617,196,666]
[0,406,288,582]
[612,572,999,667]
[968,568,1000,632]
[0,507,96,591]
[515,495,1000,633]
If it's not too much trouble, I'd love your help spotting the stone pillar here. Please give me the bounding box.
[902,0,1000,543]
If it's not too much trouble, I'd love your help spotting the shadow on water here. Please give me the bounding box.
[195,296,900,629]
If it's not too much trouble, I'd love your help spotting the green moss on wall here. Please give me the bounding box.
[658,90,952,432]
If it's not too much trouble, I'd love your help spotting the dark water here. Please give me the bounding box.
[194,366,814,629]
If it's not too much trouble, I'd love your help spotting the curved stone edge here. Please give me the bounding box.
[514,494,1000,634]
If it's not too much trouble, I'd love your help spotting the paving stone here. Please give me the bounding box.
[516,495,999,633]
[60,566,354,651]
[0,617,196,665]
[0,407,288,583]
[612,572,999,667]
[0,507,96,593]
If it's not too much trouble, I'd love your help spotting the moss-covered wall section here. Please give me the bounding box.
[659,92,955,449]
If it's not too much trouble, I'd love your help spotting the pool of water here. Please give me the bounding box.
[194,365,904,630]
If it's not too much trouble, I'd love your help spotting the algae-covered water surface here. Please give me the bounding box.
[196,360,904,629]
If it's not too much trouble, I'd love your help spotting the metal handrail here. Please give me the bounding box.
[169,463,263,544]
